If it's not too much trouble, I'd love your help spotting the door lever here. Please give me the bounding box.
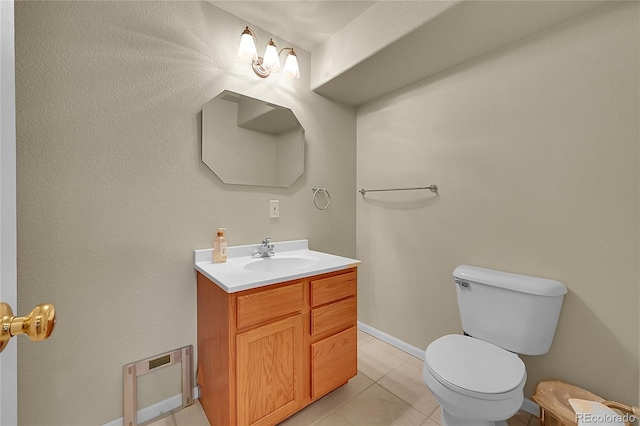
[0,302,56,353]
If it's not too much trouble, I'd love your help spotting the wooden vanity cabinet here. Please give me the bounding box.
[196,267,357,426]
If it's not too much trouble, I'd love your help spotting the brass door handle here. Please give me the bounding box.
[0,302,56,353]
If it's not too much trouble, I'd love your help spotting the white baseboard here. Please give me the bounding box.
[103,386,199,426]
[357,321,540,417]
[357,321,425,360]
[521,397,540,416]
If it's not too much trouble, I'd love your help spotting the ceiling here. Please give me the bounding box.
[208,1,377,52]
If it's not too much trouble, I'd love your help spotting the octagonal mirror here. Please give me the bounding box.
[202,90,305,188]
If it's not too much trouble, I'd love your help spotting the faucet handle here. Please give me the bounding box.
[262,237,271,245]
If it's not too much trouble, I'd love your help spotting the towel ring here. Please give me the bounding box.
[312,186,331,210]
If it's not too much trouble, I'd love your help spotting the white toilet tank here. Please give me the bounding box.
[453,265,567,356]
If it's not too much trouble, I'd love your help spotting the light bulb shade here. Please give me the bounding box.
[238,28,257,63]
[262,40,281,72]
[283,51,300,79]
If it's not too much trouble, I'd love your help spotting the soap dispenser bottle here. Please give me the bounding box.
[213,228,227,263]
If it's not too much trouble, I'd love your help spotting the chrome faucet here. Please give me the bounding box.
[252,237,275,258]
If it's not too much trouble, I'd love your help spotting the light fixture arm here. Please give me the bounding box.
[278,47,295,56]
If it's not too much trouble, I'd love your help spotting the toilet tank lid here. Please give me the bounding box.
[453,265,567,296]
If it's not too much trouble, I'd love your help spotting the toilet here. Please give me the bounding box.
[423,265,567,426]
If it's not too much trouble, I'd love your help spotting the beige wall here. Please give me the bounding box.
[357,2,639,405]
[15,1,356,424]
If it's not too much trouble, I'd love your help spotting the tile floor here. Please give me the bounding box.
[147,329,541,426]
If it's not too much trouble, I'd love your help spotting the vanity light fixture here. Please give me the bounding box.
[237,26,300,79]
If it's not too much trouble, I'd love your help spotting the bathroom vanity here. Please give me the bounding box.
[194,240,360,426]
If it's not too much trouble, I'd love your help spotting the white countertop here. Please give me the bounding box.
[194,240,360,293]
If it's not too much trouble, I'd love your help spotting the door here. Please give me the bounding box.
[0,0,18,424]
[236,314,303,426]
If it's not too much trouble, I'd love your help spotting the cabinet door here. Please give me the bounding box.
[236,314,304,426]
[311,326,357,399]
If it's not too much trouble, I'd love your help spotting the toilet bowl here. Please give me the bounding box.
[423,334,526,426]
[422,265,567,426]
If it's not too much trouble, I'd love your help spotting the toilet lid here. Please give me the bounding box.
[425,335,526,395]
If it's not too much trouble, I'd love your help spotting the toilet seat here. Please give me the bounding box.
[425,334,526,401]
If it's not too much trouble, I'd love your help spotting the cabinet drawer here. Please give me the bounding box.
[310,269,356,307]
[311,296,356,336]
[237,282,304,329]
[311,326,357,399]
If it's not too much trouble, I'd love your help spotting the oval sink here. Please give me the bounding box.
[244,256,320,273]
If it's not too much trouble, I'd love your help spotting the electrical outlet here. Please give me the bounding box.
[270,200,280,218]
